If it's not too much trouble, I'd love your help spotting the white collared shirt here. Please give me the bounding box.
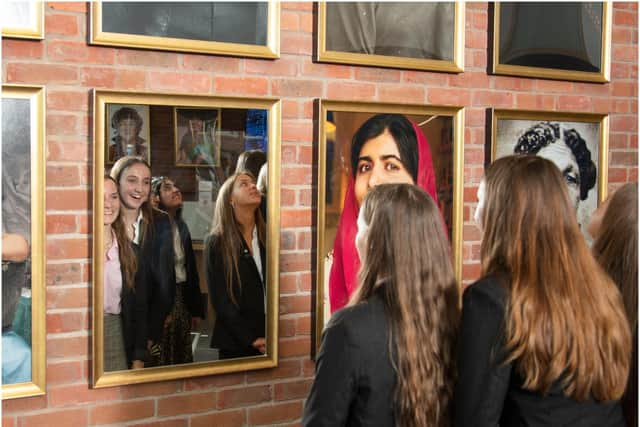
[251,226,263,283]
[131,211,144,245]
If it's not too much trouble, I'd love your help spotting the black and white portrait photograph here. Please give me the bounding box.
[318,2,464,72]
[91,2,279,58]
[106,104,150,165]
[492,110,607,241]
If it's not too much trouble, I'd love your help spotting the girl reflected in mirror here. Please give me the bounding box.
[103,175,141,371]
[109,156,175,368]
[329,114,439,313]
[455,155,631,426]
[304,183,459,426]
[590,182,638,427]
[151,176,205,364]
[204,172,266,359]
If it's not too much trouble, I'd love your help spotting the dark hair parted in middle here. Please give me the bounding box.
[354,183,459,427]
[350,114,419,183]
[513,121,596,200]
[481,155,630,401]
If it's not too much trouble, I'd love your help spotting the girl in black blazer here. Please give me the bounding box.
[204,172,266,359]
[455,155,631,427]
[303,184,459,427]
[110,157,176,368]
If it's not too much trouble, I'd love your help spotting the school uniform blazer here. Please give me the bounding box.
[120,243,147,365]
[454,275,626,427]
[176,218,205,319]
[303,292,396,427]
[137,210,176,344]
[204,234,266,357]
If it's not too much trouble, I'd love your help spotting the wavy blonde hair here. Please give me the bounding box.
[481,155,630,401]
[352,183,459,427]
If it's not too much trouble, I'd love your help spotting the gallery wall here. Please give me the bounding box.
[2,2,637,425]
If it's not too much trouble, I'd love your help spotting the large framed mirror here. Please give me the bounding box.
[92,90,280,387]
[2,85,46,399]
[315,100,465,351]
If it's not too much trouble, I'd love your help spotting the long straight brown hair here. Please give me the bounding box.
[481,155,631,401]
[208,172,265,307]
[104,175,137,290]
[351,183,459,427]
[592,182,638,333]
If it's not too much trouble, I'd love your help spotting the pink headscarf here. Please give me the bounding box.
[328,121,438,313]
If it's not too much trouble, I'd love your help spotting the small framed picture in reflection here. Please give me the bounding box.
[105,104,151,165]
[174,107,222,168]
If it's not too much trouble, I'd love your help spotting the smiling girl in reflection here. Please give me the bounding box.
[204,172,266,359]
[110,156,175,368]
[103,175,142,371]
[304,184,459,427]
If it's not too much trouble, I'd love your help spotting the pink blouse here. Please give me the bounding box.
[104,231,122,315]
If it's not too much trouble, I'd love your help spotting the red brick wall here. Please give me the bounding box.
[2,2,637,425]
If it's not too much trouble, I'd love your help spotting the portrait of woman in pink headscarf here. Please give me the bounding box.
[328,114,440,313]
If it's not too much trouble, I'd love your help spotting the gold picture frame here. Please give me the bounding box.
[90,2,280,59]
[1,85,46,399]
[92,89,281,387]
[492,2,612,83]
[490,108,609,240]
[317,2,465,72]
[315,100,465,352]
[1,2,44,40]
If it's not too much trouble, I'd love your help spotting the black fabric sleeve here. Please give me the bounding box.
[147,213,176,342]
[302,316,358,426]
[205,236,257,348]
[180,221,205,318]
[454,279,512,427]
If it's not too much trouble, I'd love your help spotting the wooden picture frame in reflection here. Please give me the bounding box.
[93,90,281,387]
[106,104,151,165]
[1,2,44,40]
[317,2,465,72]
[314,100,465,354]
[490,108,609,242]
[492,2,612,82]
[90,2,280,59]
[2,85,46,399]
[174,107,221,168]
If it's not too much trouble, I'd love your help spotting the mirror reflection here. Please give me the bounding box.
[102,104,270,372]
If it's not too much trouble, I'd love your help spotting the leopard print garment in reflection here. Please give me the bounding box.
[159,285,193,366]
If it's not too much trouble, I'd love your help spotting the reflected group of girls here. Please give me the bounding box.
[102,152,267,370]
[304,114,637,427]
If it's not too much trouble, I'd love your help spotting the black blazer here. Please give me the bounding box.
[137,210,176,343]
[120,243,147,365]
[204,233,265,357]
[454,275,626,427]
[175,218,205,319]
[303,292,396,427]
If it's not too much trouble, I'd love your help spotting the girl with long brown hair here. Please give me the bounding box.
[103,175,141,370]
[455,155,631,427]
[304,183,459,427]
[204,172,266,359]
[590,182,638,427]
[110,156,175,367]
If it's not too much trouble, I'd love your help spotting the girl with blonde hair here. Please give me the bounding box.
[204,172,266,359]
[304,183,459,427]
[456,155,631,426]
